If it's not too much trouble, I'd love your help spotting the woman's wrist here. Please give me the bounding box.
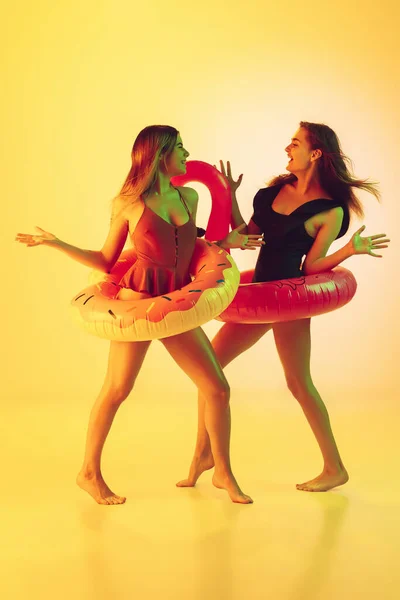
[345,240,356,256]
[44,237,62,248]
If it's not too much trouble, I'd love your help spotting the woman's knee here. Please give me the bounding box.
[103,380,135,404]
[204,378,231,405]
[285,374,315,400]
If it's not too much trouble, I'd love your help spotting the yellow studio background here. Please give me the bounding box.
[3,0,398,402]
[2,2,399,600]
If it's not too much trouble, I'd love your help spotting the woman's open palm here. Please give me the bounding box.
[15,226,57,247]
[351,225,390,258]
[215,160,243,194]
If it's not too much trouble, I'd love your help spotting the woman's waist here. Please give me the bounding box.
[257,248,305,264]
[132,255,192,270]
[261,241,309,254]
[119,260,192,292]
[254,251,303,282]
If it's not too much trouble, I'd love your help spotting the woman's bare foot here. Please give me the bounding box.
[176,454,215,487]
[77,471,126,505]
[212,472,253,504]
[296,468,349,492]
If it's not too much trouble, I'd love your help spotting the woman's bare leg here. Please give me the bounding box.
[272,318,349,492]
[176,322,272,487]
[77,339,151,505]
[161,326,256,504]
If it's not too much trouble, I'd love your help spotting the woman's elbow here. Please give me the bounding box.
[99,252,113,273]
[303,260,330,276]
[302,261,318,276]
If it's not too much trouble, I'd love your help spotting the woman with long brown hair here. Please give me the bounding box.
[177,121,390,493]
[15,125,264,505]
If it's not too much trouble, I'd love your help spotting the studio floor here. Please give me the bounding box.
[4,389,399,600]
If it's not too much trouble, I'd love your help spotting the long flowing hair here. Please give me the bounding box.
[118,125,179,203]
[268,121,380,218]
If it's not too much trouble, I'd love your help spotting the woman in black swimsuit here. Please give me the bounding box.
[176,121,390,493]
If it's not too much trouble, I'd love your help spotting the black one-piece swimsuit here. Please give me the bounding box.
[251,184,350,283]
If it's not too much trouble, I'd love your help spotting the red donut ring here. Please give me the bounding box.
[216,267,357,323]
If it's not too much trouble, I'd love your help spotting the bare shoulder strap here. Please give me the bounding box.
[175,187,191,217]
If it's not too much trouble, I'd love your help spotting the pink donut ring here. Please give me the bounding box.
[70,161,239,341]
[216,267,357,324]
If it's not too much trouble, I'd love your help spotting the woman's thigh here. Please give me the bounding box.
[272,318,312,383]
[212,322,273,368]
[159,327,228,394]
[104,339,152,393]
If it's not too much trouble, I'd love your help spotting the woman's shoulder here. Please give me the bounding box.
[254,183,283,203]
[176,185,198,201]
[176,186,199,212]
[111,194,142,223]
[315,203,349,239]
[111,195,128,216]
[112,194,127,209]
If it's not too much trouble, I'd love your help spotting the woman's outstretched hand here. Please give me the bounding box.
[215,160,243,194]
[15,226,58,247]
[350,225,390,258]
[222,223,264,250]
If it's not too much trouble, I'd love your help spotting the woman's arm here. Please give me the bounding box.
[221,161,263,238]
[179,182,263,250]
[15,197,129,273]
[215,216,263,250]
[302,207,351,275]
[231,191,247,231]
[230,189,264,242]
[302,208,389,275]
[230,192,263,235]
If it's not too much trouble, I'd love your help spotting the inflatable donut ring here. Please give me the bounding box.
[70,240,239,341]
[216,267,357,324]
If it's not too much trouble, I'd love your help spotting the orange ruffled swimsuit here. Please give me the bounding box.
[119,188,198,297]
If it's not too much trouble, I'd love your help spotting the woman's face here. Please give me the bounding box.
[285,127,317,174]
[162,134,190,176]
